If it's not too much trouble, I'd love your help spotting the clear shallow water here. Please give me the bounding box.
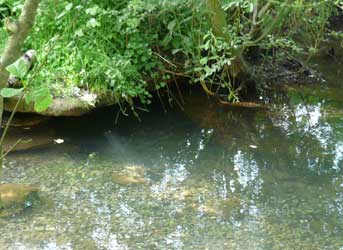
[1,58,343,250]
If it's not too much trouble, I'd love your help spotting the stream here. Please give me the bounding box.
[0,53,343,249]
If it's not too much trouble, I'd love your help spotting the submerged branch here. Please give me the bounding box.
[200,80,268,109]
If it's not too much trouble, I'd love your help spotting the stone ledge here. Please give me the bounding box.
[4,91,118,117]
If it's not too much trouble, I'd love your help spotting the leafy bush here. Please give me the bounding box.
[0,0,337,105]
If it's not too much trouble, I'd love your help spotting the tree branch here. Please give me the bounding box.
[0,0,40,127]
[258,1,272,19]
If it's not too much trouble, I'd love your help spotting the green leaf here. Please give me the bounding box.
[75,29,84,37]
[6,58,29,78]
[207,0,229,40]
[172,49,182,55]
[167,20,176,31]
[247,3,254,13]
[24,91,34,104]
[86,6,98,16]
[34,93,52,112]
[200,57,208,65]
[86,18,101,28]
[65,3,73,11]
[127,18,139,29]
[0,88,23,98]
[32,87,53,112]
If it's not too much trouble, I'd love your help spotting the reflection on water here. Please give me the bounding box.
[1,60,343,249]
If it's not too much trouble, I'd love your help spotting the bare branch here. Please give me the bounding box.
[249,0,259,35]
[258,1,272,19]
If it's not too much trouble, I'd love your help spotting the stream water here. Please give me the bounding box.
[0,54,343,249]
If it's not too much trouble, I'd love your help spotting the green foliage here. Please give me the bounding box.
[1,58,52,112]
[0,0,337,106]
[27,86,52,112]
[0,87,22,97]
[5,57,28,78]
[25,0,165,105]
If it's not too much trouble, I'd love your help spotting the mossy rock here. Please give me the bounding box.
[0,183,39,217]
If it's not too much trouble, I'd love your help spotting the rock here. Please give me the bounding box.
[180,190,193,199]
[220,197,243,220]
[112,165,148,186]
[2,114,48,128]
[180,190,193,198]
[3,125,55,152]
[0,183,39,217]
[112,175,147,185]
[4,91,118,117]
[198,204,219,216]
[173,189,194,201]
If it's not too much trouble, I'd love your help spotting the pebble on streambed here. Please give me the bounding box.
[0,183,39,218]
[111,165,149,186]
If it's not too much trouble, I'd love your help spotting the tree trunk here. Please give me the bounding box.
[0,0,40,167]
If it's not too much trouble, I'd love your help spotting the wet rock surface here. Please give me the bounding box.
[0,183,39,218]
[3,125,55,152]
[112,165,148,185]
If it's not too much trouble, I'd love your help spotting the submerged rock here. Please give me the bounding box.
[3,125,55,152]
[0,183,39,217]
[172,188,195,201]
[180,190,193,198]
[112,165,148,186]
[220,197,243,220]
[189,196,243,219]
[198,204,219,216]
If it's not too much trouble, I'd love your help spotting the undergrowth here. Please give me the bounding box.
[0,0,340,107]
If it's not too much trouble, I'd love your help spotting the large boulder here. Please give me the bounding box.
[4,90,118,117]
